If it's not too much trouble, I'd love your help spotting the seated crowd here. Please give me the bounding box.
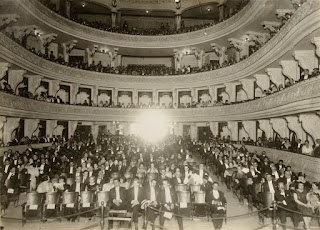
[0,133,319,230]
[39,0,249,36]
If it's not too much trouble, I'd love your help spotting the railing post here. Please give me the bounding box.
[101,201,105,230]
[272,200,277,230]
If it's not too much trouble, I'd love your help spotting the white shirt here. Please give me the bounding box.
[4,165,9,174]
[69,167,73,174]
[115,187,120,200]
[134,187,139,201]
[76,182,81,193]
[150,187,156,201]
[177,178,181,184]
[268,181,275,194]
[164,187,172,203]
[213,190,220,199]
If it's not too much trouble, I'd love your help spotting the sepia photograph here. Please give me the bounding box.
[0,0,319,229]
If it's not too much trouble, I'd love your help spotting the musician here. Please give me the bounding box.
[127,177,144,230]
[143,178,160,230]
[206,182,226,230]
[159,179,184,230]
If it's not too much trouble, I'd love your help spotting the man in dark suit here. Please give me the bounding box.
[275,160,285,171]
[201,175,213,192]
[313,139,320,157]
[171,171,183,187]
[70,176,86,193]
[127,178,144,230]
[158,179,184,230]
[275,182,300,229]
[277,171,294,190]
[143,178,160,230]
[206,182,226,230]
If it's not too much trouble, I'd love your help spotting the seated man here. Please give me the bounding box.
[206,182,226,230]
[127,177,144,230]
[142,178,160,230]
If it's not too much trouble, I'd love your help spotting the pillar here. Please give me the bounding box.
[190,123,198,141]
[70,83,79,105]
[172,89,178,107]
[0,116,6,142]
[153,89,158,104]
[133,89,138,105]
[258,119,273,139]
[242,120,257,141]
[53,125,64,137]
[3,117,20,145]
[293,50,318,72]
[24,119,40,138]
[266,68,285,88]
[175,14,182,31]
[270,118,289,138]
[227,121,239,141]
[285,115,306,141]
[111,11,117,28]
[62,40,77,63]
[254,74,270,91]
[208,85,218,103]
[92,85,98,105]
[190,88,197,103]
[117,11,121,26]
[279,60,300,82]
[46,120,57,138]
[240,78,256,100]
[174,50,184,71]
[218,5,225,22]
[26,75,42,95]
[224,82,238,103]
[209,121,219,137]
[0,62,9,79]
[48,79,60,96]
[298,113,320,142]
[91,124,99,144]
[113,88,118,105]
[68,121,78,139]
[38,33,57,55]
[108,48,119,68]
[65,0,71,18]
[8,69,26,95]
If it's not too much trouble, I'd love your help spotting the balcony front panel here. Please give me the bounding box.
[1,77,319,122]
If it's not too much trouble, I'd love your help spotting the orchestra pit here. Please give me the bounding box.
[0,0,320,230]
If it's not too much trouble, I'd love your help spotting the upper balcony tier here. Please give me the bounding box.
[10,0,272,49]
[1,1,319,90]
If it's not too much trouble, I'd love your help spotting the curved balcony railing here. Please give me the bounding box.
[1,1,319,89]
[17,0,265,48]
[1,77,319,122]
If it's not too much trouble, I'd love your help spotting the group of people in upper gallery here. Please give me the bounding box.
[40,0,249,36]
[1,132,320,230]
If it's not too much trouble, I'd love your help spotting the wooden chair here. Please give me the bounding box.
[177,190,191,216]
[258,192,274,225]
[96,191,109,218]
[22,192,44,224]
[43,192,60,220]
[61,191,78,221]
[79,191,95,220]
[192,191,209,220]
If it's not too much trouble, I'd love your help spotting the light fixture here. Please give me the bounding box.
[207,8,211,11]
[175,0,181,9]
[146,10,149,13]
[112,0,117,7]
[82,3,85,7]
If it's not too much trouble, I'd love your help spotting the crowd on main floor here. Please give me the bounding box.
[1,132,320,230]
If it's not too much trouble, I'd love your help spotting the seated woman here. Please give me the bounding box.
[293,182,313,230]
[308,182,320,214]
[86,176,99,192]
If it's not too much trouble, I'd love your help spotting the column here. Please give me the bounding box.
[298,113,320,142]
[270,118,289,138]
[8,69,26,95]
[174,50,183,71]
[224,82,238,103]
[38,33,58,55]
[26,75,42,95]
[111,11,117,28]
[242,120,257,141]
[192,49,205,68]
[0,62,9,79]
[293,50,318,72]
[209,121,219,137]
[190,123,198,141]
[240,78,256,100]
[48,79,60,96]
[85,45,98,66]
[92,85,98,105]
[228,38,252,60]
[265,68,285,88]
[258,119,273,139]
[153,89,158,104]
[70,83,79,105]
[190,88,197,102]
[133,89,138,105]
[254,74,270,91]
[175,14,182,31]
[46,120,57,138]
[285,116,306,141]
[68,121,78,139]
[211,43,226,67]
[62,40,78,63]
[91,124,99,143]
[65,0,71,18]
[279,60,300,82]
[218,5,225,22]
[113,88,118,105]
[227,121,239,141]
[208,85,218,103]
[117,11,121,26]
[108,48,119,68]
[24,119,40,138]
[3,117,20,145]
[0,116,6,142]
[172,89,178,107]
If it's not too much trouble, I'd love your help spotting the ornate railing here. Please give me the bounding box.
[1,0,319,89]
[1,77,319,122]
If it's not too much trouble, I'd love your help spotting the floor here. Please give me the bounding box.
[1,165,320,230]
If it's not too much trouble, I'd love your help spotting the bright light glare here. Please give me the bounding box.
[136,110,168,143]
